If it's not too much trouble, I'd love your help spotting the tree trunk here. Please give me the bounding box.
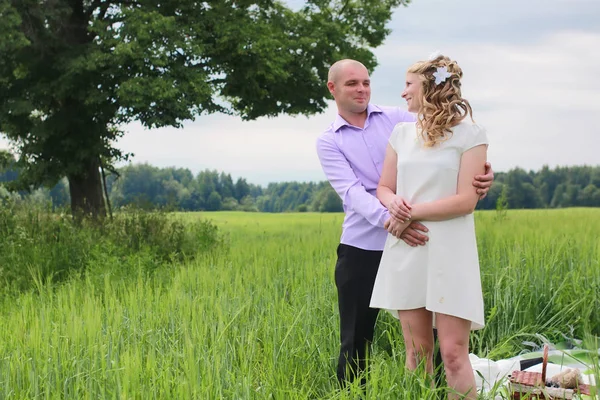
[68,158,107,219]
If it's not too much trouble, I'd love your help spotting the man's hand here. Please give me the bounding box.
[473,162,494,199]
[387,196,412,223]
[400,221,429,247]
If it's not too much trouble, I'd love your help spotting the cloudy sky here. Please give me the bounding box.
[2,0,599,186]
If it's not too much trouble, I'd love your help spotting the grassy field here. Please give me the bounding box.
[0,209,599,399]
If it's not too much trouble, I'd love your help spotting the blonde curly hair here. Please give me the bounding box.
[408,55,473,147]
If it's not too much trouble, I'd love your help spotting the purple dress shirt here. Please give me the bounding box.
[316,104,416,251]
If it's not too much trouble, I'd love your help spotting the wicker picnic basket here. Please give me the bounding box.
[508,344,593,399]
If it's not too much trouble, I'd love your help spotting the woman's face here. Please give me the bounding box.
[401,72,423,113]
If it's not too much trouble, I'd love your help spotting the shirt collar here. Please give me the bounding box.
[332,104,383,132]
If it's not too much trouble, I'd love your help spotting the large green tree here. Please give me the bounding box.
[0,0,408,217]
[0,150,12,171]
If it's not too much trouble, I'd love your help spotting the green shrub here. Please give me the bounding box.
[0,201,222,294]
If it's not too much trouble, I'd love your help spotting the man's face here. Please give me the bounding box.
[328,64,371,114]
[401,72,423,113]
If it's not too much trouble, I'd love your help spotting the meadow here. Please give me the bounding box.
[0,208,599,399]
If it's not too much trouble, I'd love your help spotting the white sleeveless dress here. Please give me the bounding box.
[369,121,488,330]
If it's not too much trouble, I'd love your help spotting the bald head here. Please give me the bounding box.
[327,59,371,116]
[328,59,369,84]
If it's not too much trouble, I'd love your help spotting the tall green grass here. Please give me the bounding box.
[0,209,598,398]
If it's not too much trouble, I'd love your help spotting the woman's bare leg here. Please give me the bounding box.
[436,313,476,399]
[398,308,434,373]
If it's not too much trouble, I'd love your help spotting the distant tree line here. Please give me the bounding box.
[1,155,599,212]
[475,165,600,210]
[0,154,345,212]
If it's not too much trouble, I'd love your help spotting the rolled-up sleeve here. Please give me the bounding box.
[316,136,389,228]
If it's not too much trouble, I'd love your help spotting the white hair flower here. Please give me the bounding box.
[433,66,451,85]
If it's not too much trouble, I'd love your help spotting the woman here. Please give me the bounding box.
[369,55,488,399]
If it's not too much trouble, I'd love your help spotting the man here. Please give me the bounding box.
[316,59,494,386]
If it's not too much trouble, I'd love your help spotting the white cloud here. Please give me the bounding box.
[114,109,336,184]
[371,29,600,173]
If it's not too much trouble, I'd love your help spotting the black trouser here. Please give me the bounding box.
[334,243,443,387]
[334,243,382,386]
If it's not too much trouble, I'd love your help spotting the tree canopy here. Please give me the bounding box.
[0,0,408,217]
